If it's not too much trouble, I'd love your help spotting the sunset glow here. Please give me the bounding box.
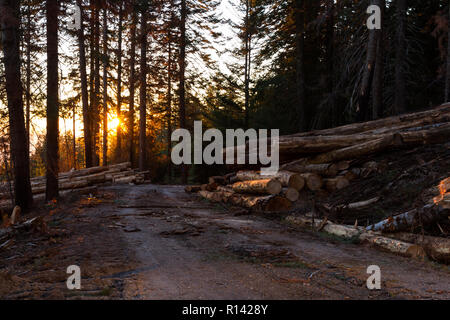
[108,116,120,133]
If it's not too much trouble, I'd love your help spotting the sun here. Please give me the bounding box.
[109,117,120,130]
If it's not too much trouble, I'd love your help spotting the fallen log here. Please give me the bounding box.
[32,180,89,195]
[282,188,300,202]
[339,170,359,181]
[324,177,350,192]
[199,190,292,212]
[280,162,339,177]
[236,170,305,191]
[310,134,403,164]
[286,104,450,137]
[300,173,323,191]
[278,134,389,154]
[10,206,20,225]
[359,233,426,259]
[384,233,450,264]
[340,197,380,210]
[113,176,136,184]
[367,201,449,233]
[208,176,227,185]
[185,185,203,193]
[399,122,450,146]
[286,215,426,259]
[285,216,362,239]
[201,183,219,192]
[232,179,282,195]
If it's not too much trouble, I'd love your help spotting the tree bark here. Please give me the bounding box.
[138,10,148,171]
[281,162,339,177]
[77,0,93,168]
[115,2,123,161]
[102,5,108,166]
[287,104,450,138]
[244,0,251,128]
[294,0,306,131]
[25,4,32,154]
[372,0,385,119]
[0,0,34,211]
[310,134,403,164]
[358,0,379,121]
[236,170,305,191]
[326,0,336,126]
[282,188,300,202]
[299,173,323,191]
[324,177,349,192]
[395,0,407,114]
[93,0,101,166]
[232,179,282,195]
[179,0,188,183]
[446,3,450,102]
[167,21,173,181]
[45,0,60,201]
[367,202,449,233]
[129,8,137,166]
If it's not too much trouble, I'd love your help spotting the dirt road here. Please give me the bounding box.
[0,184,449,299]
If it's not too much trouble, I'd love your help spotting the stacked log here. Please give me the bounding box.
[0,162,147,209]
[187,171,293,212]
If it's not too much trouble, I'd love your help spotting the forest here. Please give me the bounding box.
[1,0,450,301]
[0,0,449,212]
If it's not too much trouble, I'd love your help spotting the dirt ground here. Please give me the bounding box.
[0,184,449,300]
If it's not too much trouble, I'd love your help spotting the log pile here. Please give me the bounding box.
[187,104,450,262]
[190,104,450,213]
[0,162,147,210]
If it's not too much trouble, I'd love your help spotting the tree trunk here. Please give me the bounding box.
[288,104,450,137]
[395,0,407,114]
[367,202,449,233]
[236,170,305,191]
[294,0,306,131]
[45,0,59,201]
[129,9,137,166]
[324,177,350,192]
[326,0,336,126]
[179,0,188,183]
[102,5,108,166]
[244,0,250,128]
[282,188,300,202]
[138,10,148,171]
[115,2,123,161]
[167,30,173,181]
[310,134,403,164]
[232,179,282,195]
[77,0,93,168]
[372,0,385,119]
[93,0,101,166]
[73,103,77,169]
[446,3,450,102]
[0,0,34,211]
[281,162,338,177]
[25,4,32,154]
[299,173,323,191]
[358,0,379,121]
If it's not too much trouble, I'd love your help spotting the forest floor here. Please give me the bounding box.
[0,184,449,300]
